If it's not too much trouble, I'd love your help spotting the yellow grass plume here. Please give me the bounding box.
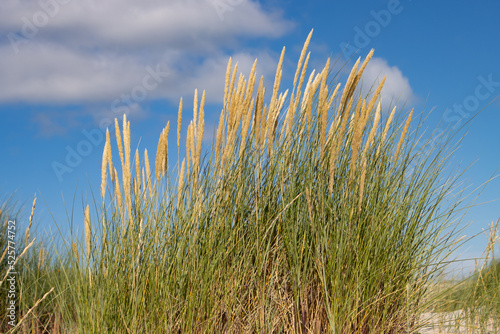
[394,108,414,162]
[177,97,183,148]
[24,194,36,246]
[84,205,91,258]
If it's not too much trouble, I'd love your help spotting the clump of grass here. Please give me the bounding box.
[4,31,480,333]
[54,30,471,333]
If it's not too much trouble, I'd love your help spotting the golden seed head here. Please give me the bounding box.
[178,159,185,203]
[155,122,169,180]
[223,57,232,109]
[270,47,286,114]
[72,242,79,262]
[381,106,397,145]
[144,149,153,199]
[340,57,360,108]
[355,49,374,83]
[115,118,125,172]
[134,148,141,196]
[114,168,123,213]
[215,110,224,163]
[293,29,313,89]
[195,92,205,174]
[365,76,386,120]
[193,89,198,138]
[84,205,91,258]
[377,105,397,157]
[106,129,113,182]
[101,139,109,200]
[364,101,381,153]
[186,122,193,171]
[394,108,413,162]
[177,97,183,148]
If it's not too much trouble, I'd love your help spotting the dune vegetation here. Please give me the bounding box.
[1,31,498,333]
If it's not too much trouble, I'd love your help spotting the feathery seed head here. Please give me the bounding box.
[84,205,91,258]
[293,29,313,89]
[394,108,413,162]
[177,97,183,148]
[193,89,198,138]
[101,139,109,200]
[215,110,224,163]
[106,129,113,182]
[115,118,125,169]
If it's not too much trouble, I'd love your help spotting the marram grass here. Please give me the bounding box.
[71,31,462,333]
[1,31,497,333]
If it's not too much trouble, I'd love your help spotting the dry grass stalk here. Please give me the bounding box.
[394,108,414,162]
[144,149,153,199]
[259,104,268,152]
[293,30,313,89]
[379,106,397,155]
[115,118,125,170]
[307,72,322,139]
[323,83,341,145]
[319,58,331,152]
[24,194,36,246]
[240,97,253,157]
[364,76,386,125]
[356,101,381,211]
[300,70,315,117]
[101,136,109,201]
[356,49,374,81]
[141,167,147,200]
[294,51,310,109]
[84,205,91,258]
[106,129,113,182]
[281,91,294,141]
[349,98,368,184]
[269,47,286,122]
[215,110,225,164]
[253,76,264,148]
[223,57,232,110]
[190,122,195,170]
[243,60,257,114]
[72,242,79,262]
[134,148,141,198]
[155,122,170,180]
[13,287,55,333]
[195,91,205,176]
[178,159,185,208]
[1,239,35,285]
[226,62,239,114]
[186,122,193,174]
[364,101,381,153]
[122,115,132,220]
[177,97,183,148]
[329,102,350,194]
[339,57,360,109]
[193,89,198,138]
[114,168,123,213]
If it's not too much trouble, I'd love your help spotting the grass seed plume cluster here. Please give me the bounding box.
[80,30,455,332]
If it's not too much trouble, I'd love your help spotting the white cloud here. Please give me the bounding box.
[361,57,415,110]
[0,0,293,105]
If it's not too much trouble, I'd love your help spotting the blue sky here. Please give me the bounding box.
[1,0,499,275]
